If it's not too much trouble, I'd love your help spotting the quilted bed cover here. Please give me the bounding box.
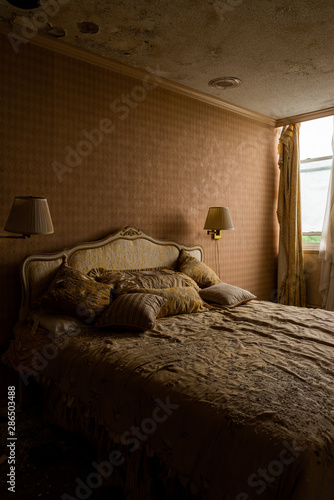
[4,300,334,499]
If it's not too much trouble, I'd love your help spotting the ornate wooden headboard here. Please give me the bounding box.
[19,226,204,321]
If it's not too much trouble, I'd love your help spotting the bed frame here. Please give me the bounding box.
[19,225,204,321]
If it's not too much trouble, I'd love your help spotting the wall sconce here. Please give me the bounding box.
[204,207,234,239]
[1,196,54,239]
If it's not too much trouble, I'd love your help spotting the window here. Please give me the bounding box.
[300,116,333,248]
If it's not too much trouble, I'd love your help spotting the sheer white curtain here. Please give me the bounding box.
[319,117,334,309]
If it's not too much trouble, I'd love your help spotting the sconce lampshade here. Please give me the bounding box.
[204,207,234,239]
[4,196,54,236]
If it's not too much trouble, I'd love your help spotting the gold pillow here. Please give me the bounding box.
[137,287,206,318]
[199,282,256,307]
[88,267,199,291]
[177,249,221,288]
[96,293,167,331]
[35,264,111,324]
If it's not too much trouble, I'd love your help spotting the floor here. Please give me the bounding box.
[0,401,125,500]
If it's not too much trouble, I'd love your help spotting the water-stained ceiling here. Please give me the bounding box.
[1,0,334,120]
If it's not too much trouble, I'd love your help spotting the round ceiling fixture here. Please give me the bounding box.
[208,77,242,90]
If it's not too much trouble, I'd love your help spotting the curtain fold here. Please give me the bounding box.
[277,124,306,306]
[319,118,334,310]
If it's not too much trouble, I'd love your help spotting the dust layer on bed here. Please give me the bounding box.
[3,300,334,499]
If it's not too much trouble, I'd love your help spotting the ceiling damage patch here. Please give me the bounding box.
[77,21,99,35]
[286,60,317,76]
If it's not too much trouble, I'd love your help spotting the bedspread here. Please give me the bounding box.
[4,300,334,499]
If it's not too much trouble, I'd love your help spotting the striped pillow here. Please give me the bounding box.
[96,293,167,331]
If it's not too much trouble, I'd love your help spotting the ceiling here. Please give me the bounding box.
[1,0,334,120]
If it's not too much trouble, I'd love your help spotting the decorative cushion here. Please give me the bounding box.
[177,249,221,288]
[199,282,256,307]
[96,293,167,331]
[88,267,199,291]
[35,264,111,324]
[137,287,206,318]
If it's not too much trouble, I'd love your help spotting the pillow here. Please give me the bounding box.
[199,282,256,307]
[88,268,128,285]
[177,249,221,288]
[88,266,171,281]
[88,267,199,291]
[96,293,167,331]
[29,311,87,336]
[35,264,112,324]
[137,287,206,318]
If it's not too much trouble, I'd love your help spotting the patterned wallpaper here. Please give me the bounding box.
[0,33,279,352]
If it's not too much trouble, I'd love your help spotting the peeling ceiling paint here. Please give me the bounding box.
[1,0,334,119]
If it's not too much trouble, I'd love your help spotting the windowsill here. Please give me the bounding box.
[303,242,320,252]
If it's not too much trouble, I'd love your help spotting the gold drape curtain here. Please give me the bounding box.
[277,123,306,306]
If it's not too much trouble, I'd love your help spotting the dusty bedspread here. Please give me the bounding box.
[4,300,334,499]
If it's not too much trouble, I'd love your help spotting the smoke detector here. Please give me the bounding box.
[208,77,242,90]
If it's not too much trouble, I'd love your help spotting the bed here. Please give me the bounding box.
[3,226,334,499]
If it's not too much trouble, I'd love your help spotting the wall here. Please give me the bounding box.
[304,251,322,307]
[0,33,279,357]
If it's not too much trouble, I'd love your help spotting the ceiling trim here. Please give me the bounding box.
[0,21,276,126]
[276,107,334,127]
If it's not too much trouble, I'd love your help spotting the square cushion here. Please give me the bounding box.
[96,293,167,331]
[177,249,221,288]
[199,282,256,307]
[35,264,111,324]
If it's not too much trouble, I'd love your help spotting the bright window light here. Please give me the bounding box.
[300,116,333,244]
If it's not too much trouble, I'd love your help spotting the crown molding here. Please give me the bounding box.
[0,20,276,126]
[275,107,334,127]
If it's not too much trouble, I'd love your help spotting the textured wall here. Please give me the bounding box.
[0,34,279,353]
